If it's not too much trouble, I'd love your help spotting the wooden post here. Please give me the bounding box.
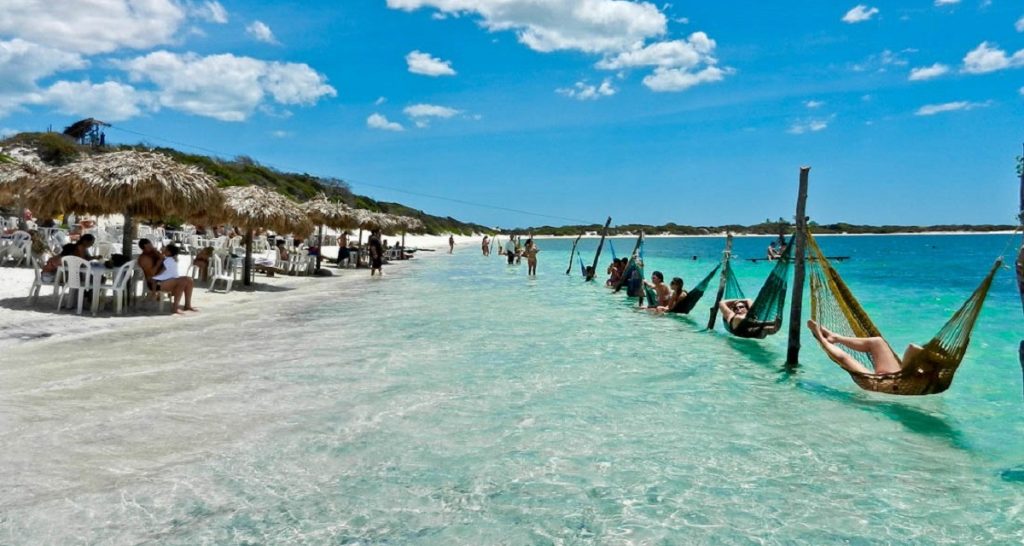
[566,233,583,275]
[243,228,253,286]
[707,233,734,330]
[785,166,811,367]
[1017,144,1024,399]
[315,225,324,272]
[121,209,134,257]
[586,217,612,281]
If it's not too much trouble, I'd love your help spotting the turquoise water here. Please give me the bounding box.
[2,235,1024,544]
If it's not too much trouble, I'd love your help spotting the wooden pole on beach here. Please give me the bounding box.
[566,233,583,275]
[243,228,254,287]
[586,217,612,281]
[785,167,811,367]
[707,233,733,330]
[1016,144,1024,398]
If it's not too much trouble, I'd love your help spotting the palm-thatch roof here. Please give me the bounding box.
[217,185,313,236]
[0,155,39,206]
[23,150,221,218]
[301,193,360,230]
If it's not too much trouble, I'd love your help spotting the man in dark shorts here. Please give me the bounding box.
[368,229,384,276]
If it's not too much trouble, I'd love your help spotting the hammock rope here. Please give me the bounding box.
[721,237,795,338]
[806,231,1001,395]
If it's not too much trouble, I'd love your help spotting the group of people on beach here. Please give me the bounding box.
[478,234,540,275]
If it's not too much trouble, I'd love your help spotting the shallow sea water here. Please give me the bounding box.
[2,235,1024,544]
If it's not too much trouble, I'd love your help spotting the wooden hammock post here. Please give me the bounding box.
[243,228,254,287]
[1017,144,1024,399]
[586,217,612,281]
[707,233,733,330]
[785,166,811,367]
[566,233,583,275]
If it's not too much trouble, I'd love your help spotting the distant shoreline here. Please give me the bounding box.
[531,231,1019,239]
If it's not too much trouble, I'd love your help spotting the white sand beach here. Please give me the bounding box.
[0,233,479,351]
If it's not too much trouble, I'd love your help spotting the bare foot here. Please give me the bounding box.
[183,306,199,312]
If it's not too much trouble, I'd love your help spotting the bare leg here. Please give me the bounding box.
[814,322,901,373]
[183,278,198,311]
[807,320,873,375]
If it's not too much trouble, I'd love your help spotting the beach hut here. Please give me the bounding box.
[216,185,313,286]
[22,151,221,256]
[301,193,359,272]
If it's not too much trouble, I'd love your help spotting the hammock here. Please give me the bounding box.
[578,252,586,276]
[721,237,794,338]
[670,264,721,314]
[806,232,1001,395]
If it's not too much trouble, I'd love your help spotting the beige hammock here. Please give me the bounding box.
[806,232,1001,395]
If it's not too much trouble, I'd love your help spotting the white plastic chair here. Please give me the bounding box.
[134,265,173,312]
[208,256,236,293]
[97,260,136,315]
[57,256,90,314]
[28,258,61,305]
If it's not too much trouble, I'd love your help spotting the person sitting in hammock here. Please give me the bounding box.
[719,299,781,335]
[654,277,686,313]
[643,271,672,307]
[807,320,920,375]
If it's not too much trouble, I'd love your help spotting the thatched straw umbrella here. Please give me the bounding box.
[23,151,220,256]
[0,156,39,209]
[394,215,424,253]
[301,193,360,272]
[216,185,312,286]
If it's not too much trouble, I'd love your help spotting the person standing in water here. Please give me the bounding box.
[481,235,490,256]
[525,239,540,276]
[369,229,384,276]
[503,235,516,265]
[448,234,455,254]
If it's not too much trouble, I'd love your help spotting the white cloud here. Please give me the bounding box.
[375,96,387,105]
[934,0,959,5]
[596,32,728,92]
[842,5,879,23]
[191,1,228,23]
[1020,86,1024,96]
[1016,16,1024,32]
[387,0,668,53]
[908,63,950,81]
[270,130,291,138]
[962,42,1024,74]
[0,39,87,114]
[246,20,279,44]
[367,113,404,131]
[851,49,912,73]
[405,50,456,76]
[40,80,149,121]
[0,0,187,55]
[804,100,824,108]
[557,78,616,100]
[403,103,461,127]
[116,51,336,121]
[643,65,726,92]
[915,100,990,116]
[1,128,18,137]
[788,117,832,134]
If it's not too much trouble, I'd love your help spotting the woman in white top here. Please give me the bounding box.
[152,244,197,314]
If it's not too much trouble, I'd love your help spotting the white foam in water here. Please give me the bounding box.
[2,235,1024,543]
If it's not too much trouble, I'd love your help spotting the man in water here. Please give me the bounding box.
[643,271,671,307]
[448,234,455,254]
[504,235,516,265]
[481,235,490,256]
[525,239,540,276]
[368,229,384,276]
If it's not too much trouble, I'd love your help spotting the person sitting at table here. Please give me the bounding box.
[193,246,214,283]
[41,243,78,282]
[137,238,163,289]
[151,244,197,314]
[73,234,95,260]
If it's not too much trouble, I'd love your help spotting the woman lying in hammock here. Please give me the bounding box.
[807,320,922,375]
[719,299,781,336]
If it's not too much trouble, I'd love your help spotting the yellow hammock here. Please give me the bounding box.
[806,232,1001,395]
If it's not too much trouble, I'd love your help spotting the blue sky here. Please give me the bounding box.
[1,1,1022,228]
